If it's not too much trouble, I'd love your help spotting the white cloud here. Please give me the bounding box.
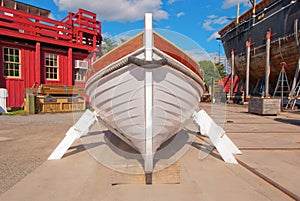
[101,32,112,39]
[207,32,220,42]
[222,0,248,9]
[202,15,229,31]
[214,16,229,25]
[54,0,168,22]
[176,12,184,18]
[49,13,56,20]
[207,15,217,19]
[168,0,176,4]
[203,20,215,31]
[185,49,213,62]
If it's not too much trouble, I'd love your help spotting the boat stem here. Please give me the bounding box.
[144,13,154,173]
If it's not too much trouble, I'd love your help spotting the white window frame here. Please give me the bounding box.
[45,53,59,80]
[3,47,21,78]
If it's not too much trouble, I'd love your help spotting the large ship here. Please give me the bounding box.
[219,0,300,96]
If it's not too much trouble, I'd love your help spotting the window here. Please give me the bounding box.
[74,69,86,82]
[3,47,21,77]
[45,53,58,80]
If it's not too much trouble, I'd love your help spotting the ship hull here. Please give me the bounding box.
[220,0,300,94]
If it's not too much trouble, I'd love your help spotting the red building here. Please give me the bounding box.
[0,0,101,109]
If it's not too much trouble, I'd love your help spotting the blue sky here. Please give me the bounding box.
[18,0,255,60]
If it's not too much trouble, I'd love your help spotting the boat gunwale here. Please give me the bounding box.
[85,47,205,94]
[87,31,203,79]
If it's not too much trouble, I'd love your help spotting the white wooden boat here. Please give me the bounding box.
[85,14,205,172]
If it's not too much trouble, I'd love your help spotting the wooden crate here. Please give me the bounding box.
[37,96,86,113]
[248,97,281,115]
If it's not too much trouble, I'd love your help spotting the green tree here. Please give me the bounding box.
[215,62,226,79]
[102,38,118,54]
[199,60,226,86]
[101,38,127,54]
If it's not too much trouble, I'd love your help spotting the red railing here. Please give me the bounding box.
[0,6,101,51]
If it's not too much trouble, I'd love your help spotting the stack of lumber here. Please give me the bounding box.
[41,84,84,95]
[36,84,86,113]
[38,96,86,113]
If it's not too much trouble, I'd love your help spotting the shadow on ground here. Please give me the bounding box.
[274,118,300,126]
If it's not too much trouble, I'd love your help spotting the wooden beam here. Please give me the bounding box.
[68,47,73,85]
[35,42,41,85]
[110,163,180,185]
[265,30,271,97]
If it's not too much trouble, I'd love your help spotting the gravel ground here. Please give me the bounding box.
[0,112,78,194]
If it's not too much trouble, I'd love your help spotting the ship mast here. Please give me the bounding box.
[236,3,240,24]
[249,0,256,7]
[250,0,256,24]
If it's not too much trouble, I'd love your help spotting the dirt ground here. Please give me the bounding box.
[0,112,76,194]
[0,105,300,201]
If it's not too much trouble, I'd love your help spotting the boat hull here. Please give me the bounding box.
[86,63,203,155]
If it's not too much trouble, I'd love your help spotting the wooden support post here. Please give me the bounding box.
[79,32,83,44]
[265,30,271,97]
[193,110,241,164]
[93,35,97,48]
[111,163,180,185]
[246,41,251,99]
[48,110,98,160]
[230,50,235,98]
[35,42,41,85]
[68,47,73,85]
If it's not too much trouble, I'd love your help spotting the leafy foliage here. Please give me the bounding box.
[215,62,227,78]
[199,60,226,86]
[101,38,127,54]
[101,38,118,54]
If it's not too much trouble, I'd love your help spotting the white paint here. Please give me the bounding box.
[145,69,153,173]
[265,31,271,97]
[0,88,8,114]
[193,109,241,164]
[246,42,250,98]
[144,13,154,173]
[144,13,153,62]
[48,110,98,160]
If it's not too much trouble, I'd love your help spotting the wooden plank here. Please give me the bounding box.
[110,162,180,185]
[88,33,144,79]
[41,84,84,95]
[154,33,202,79]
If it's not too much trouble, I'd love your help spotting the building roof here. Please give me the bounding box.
[1,0,50,18]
